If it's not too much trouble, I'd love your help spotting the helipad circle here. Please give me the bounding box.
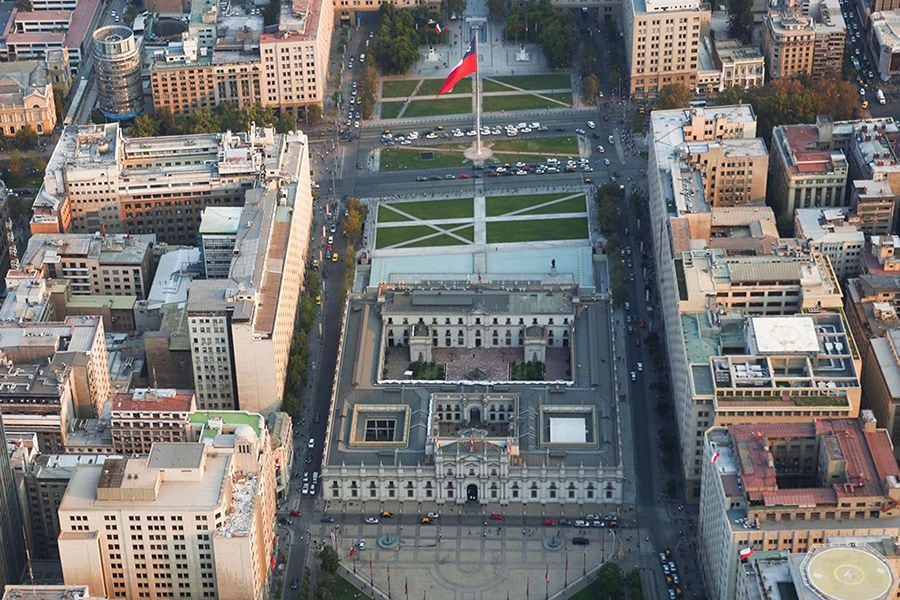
[805,547,894,600]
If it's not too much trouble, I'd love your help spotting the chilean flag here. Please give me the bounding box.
[438,37,476,96]
[435,23,442,34]
[739,547,755,561]
[710,450,721,464]
[348,546,357,557]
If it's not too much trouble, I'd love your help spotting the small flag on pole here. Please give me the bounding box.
[435,23,442,34]
[710,450,721,464]
[348,546,357,557]
[739,547,755,561]
[544,566,549,583]
[438,37,477,96]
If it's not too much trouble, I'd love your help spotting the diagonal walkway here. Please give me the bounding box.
[491,192,586,219]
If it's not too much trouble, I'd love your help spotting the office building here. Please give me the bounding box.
[17,233,155,299]
[851,180,896,236]
[794,208,865,279]
[187,154,313,415]
[31,123,308,244]
[198,207,242,278]
[668,206,781,256]
[143,304,195,390]
[0,61,56,136]
[622,0,707,98]
[58,428,276,599]
[110,388,196,454]
[700,416,900,600]
[735,542,899,600]
[93,26,143,120]
[323,281,626,506]
[2,0,103,70]
[22,454,120,560]
[872,10,900,82]
[150,0,334,114]
[697,36,766,95]
[0,407,27,590]
[769,123,850,220]
[762,0,846,80]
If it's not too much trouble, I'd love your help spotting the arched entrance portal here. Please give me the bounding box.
[466,484,479,502]
[469,408,482,424]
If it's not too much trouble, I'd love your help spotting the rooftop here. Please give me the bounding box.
[870,331,900,401]
[199,206,243,235]
[774,124,848,175]
[795,208,865,245]
[112,388,196,414]
[146,247,201,310]
[188,410,264,441]
[20,233,155,270]
[1,585,103,600]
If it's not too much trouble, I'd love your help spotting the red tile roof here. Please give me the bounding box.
[112,389,196,413]
[762,488,837,507]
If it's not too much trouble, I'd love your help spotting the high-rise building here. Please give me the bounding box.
[92,26,143,120]
[0,409,27,590]
[700,416,900,600]
[110,388,197,454]
[762,0,846,80]
[58,417,277,600]
[187,179,312,415]
[622,0,707,98]
[794,208,865,279]
[198,207,243,278]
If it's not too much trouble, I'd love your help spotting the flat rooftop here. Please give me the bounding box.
[112,388,195,414]
[750,316,820,354]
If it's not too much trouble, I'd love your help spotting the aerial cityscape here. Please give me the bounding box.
[0,0,896,595]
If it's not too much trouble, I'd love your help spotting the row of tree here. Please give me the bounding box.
[358,57,378,120]
[281,270,323,420]
[504,0,578,69]
[126,102,321,138]
[373,4,448,75]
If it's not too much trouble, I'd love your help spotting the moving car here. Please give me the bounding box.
[364,517,379,524]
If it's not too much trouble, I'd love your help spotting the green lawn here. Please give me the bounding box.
[486,217,588,243]
[381,198,474,220]
[318,574,367,599]
[380,101,406,119]
[489,135,578,155]
[416,77,472,96]
[483,92,572,112]
[381,79,420,98]
[492,74,571,90]
[486,193,585,217]
[377,204,411,223]
[379,148,468,171]
[376,223,473,248]
[402,225,474,247]
[402,96,473,118]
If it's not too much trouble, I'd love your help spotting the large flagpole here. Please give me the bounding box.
[473,28,482,156]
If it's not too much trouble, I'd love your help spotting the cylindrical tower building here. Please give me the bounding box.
[93,26,143,120]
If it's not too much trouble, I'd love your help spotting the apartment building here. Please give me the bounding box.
[851,180,896,235]
[762,0,846,79]
[58,427,276,599]
[150,0,334,114]
[769,123,850,221]
[110,388,196,454]
[187,158,313,415]
[872,10,900,82]
[17,233,155,299]
[31,123,306,244]
[794,208,865,279]
[867,235,900,274]
[622,0,707,99]
[198,207,242,278]
[700,416,900,600]
[0,61,56,137]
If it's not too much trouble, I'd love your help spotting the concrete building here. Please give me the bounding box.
[0,60,56,137]
[198,207,242,278]
[46,48,73,95]
[872,9,900,81]
[150,0,334,114]
[762,0,846,80]
[22,454,120,560]
[735,542,899,600]
[769,123,850,221]
[58,428,276,599]
[700,416,900,600]
[667,206,781,256]
[93,26,143,120]
[0,404,27,590]
[322,283,625,506]
[794,208,865,279]
[31,123,307,244]
[3,0,103,70]
[143,304,194,390]
[622,0,707,99]
[697,36,766,95]
[187,142,313,415]
[110,388,197,454]
[851,179,896,236]
[16,233,155,299]
[867,235,900,274]
[2,585,107,600]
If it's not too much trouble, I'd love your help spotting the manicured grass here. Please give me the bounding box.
[483,92,572,112]
[402,96,473,118]
[409,360,446,379]
[377,204,412,223]
[486,193,585,217]
[379,148,468,171]
[402,225,474,247]
[376,223,472,248]
[383,198,473,220]
[380,101,406,119]
[318,574,366,600]
[486,217,588,243]
[489,135,578,155]
[381,79,420,98]
[492,73,571,90]
[416,77,471,96]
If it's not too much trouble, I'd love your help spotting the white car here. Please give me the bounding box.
[364,517,379,524]
[575,128,586,135]
[597,145,605,153]
[630,371,637,382]
[426,512,440,518]
[357,540,367,550]
[637,362,643,371]
[425,132,438,139]
[587,121,596,129]
[302,472,309,482]
[608,135,615,144]
[302,482,310,494]
[307,437,315,449]
[604,158,611,166]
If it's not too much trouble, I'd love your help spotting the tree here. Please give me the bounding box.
[318,546,339,575]
[12,126,38,151]
[343,197,367,246]
[53,88,66,124]
[90,108,108,124]
[304,104,322,126]
[582,74,599,105]
[129,113,160,138]
[14,0,32,10]
[727,0,754,44]
[5,151,27,188]
[596,562,626,600]
[487,0,505,17]
[445,0,465,15]
[656,82,692,110]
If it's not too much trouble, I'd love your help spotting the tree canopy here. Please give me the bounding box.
[727,0,754,44]
[504,0,578,69]
[656,82,692,110]
[128,102,292,137]
[373,4,447,75]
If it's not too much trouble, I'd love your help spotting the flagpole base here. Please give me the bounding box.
[464,144,493,163]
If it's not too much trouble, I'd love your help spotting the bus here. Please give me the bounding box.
[688,99,707,108]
